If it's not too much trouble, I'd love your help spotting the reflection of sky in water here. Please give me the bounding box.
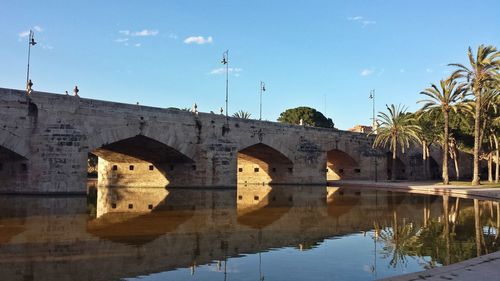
[124,232,439,281]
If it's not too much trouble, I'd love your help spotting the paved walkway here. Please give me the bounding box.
[333,180,500,281]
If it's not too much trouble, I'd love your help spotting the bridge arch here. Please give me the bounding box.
[237,143,294,185]
[326,149,362,180]
[91,134,196,187]
[0,130,31,192]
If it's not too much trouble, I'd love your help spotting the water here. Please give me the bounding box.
[0,185,498,281]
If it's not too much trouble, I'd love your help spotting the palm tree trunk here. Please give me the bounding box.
[472,90,481,185]
[443,111,450,185]
[452,148,460,181]
[426,146,431,179]
[392,144,397,181]
[488,152,493,183]
[422,140,427,180]
[494,134,499,183]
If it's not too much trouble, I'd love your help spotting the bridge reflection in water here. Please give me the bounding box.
[0,185,499,281]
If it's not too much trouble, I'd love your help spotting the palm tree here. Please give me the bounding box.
[232,110,252,119]
[449,45,500,185]
[418,78,466,184]
[373,104,421,181]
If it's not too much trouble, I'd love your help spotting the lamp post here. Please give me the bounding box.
[221,50,229,121]
[259,81,266,120]
[26,30,37,92]
[369,89,378,182]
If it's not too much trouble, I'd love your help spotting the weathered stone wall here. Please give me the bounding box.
[0,87,474,194]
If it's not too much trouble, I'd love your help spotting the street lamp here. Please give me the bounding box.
[221,50,229,121]
[259,81,266,120]
[26,30,37,93]
[369,89,378,182]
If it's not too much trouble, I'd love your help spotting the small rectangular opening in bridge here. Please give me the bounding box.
[21,163,27,171]
[128,203,133,209]
[129,165,134,171]
[192,165,196,171]
[254,167,259,173]
[149,165,154,171]
[238,195,243,200]
[148,204,153,210]
[238,168,243,172]
[288,167,293,173]
[111,203,116,209]
[272,167,276,173]
[354,169,361,173]
[112,165,118,171]
[254,195,259,201]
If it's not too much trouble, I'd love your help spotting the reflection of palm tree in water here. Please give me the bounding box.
[377,211,421,268]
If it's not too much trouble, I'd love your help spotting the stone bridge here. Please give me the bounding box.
[0,87,472,194]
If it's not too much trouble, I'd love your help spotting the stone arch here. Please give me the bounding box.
[237,143,294,185]
[0,130,30,159]
[91,134,196,187]
[86,126,196,161]
[326,149,361,180]
[0,144,29,192]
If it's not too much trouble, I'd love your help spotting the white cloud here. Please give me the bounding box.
[348,16,376,27]
[131,29,159,36]
[19,25,44,39]
[19,30,30,38]
[426,68,434,73]
[115,38,129,43]
[361,20,376,27]
[134,43,141,47]
[119,30,130,36]
[348,16,363,21]
[168,32,178,39]
[184,36,213,45]
[360,68,375,76]
[209,67,243,75]
[42,44,54,50]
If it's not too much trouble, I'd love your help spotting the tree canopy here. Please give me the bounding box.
[277,107,335,128]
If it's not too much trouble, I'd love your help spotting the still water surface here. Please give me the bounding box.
[0,185,499,281]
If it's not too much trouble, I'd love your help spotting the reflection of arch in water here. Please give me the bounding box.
[326,188,360,219]
[236,185,292,229]
[92,135,195,187]
[237,143,294,185]
[326,149,361,180]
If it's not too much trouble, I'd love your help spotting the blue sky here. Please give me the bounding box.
[1,0,499,129]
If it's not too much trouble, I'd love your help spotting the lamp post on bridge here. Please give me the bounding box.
[26,30,37,94]
[259,81,266,120]
[221,50,229,123]
[369,89,378,182]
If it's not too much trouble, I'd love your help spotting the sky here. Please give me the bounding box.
[1,0,499,129]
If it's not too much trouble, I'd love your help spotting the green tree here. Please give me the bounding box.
[277,107,334,128]
[233,110,252,119]
[419,78,466,184]
[450,45,500,185]
[373,104,420,181]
